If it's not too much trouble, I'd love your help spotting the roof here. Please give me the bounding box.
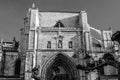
[60,15,79,28]
[39,11,80,27]
[39,10,80,13]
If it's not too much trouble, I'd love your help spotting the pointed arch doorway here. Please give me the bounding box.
[41,53,79,80]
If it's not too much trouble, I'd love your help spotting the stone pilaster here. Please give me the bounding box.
[0,48,2,75]
[25,51,33,80]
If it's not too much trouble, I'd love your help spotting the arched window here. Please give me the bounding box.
[58,40,62,48]
[47,41,51,48]
[68,41,73,48]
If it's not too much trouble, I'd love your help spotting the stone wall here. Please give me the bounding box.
[39,12,79,27]
[3,52,18,76]
[37,31,77,49]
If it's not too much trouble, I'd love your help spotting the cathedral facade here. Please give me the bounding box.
[19,4,119,80]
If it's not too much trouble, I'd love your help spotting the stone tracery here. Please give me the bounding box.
[40,53,79,80]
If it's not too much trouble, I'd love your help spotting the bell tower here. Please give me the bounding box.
[24,3,40,80]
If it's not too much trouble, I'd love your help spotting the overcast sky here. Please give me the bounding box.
[0,0,120,41]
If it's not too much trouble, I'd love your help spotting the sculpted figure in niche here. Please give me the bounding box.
[58,40,62,48]
[51,66,71,80]
[52,67,60,80]
[31,65,40,80]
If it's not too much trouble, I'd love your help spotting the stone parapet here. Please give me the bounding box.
[40,27,81,32]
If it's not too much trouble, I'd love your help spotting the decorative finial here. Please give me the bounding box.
[32,3,35,8]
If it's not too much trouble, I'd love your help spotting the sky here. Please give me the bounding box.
[0,0,120,41]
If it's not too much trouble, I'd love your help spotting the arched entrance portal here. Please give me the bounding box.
[41,53,79,80]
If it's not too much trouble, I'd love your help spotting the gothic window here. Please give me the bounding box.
[58,40,62,48]
[68,41,73,48]
[47,41,51,49]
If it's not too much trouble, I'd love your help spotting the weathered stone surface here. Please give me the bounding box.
[104,65,118,75]
[20,5,118,80]
[4,52,18,76]
[24,52,33,80]
[39,12,79,27]
[20,8,87,80]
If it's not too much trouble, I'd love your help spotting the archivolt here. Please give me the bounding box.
[40,53,79,80]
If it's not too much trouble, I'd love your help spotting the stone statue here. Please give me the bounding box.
[52,67,60,80]
[31,65,40,80]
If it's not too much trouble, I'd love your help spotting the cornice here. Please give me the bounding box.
[27,49,73,52]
